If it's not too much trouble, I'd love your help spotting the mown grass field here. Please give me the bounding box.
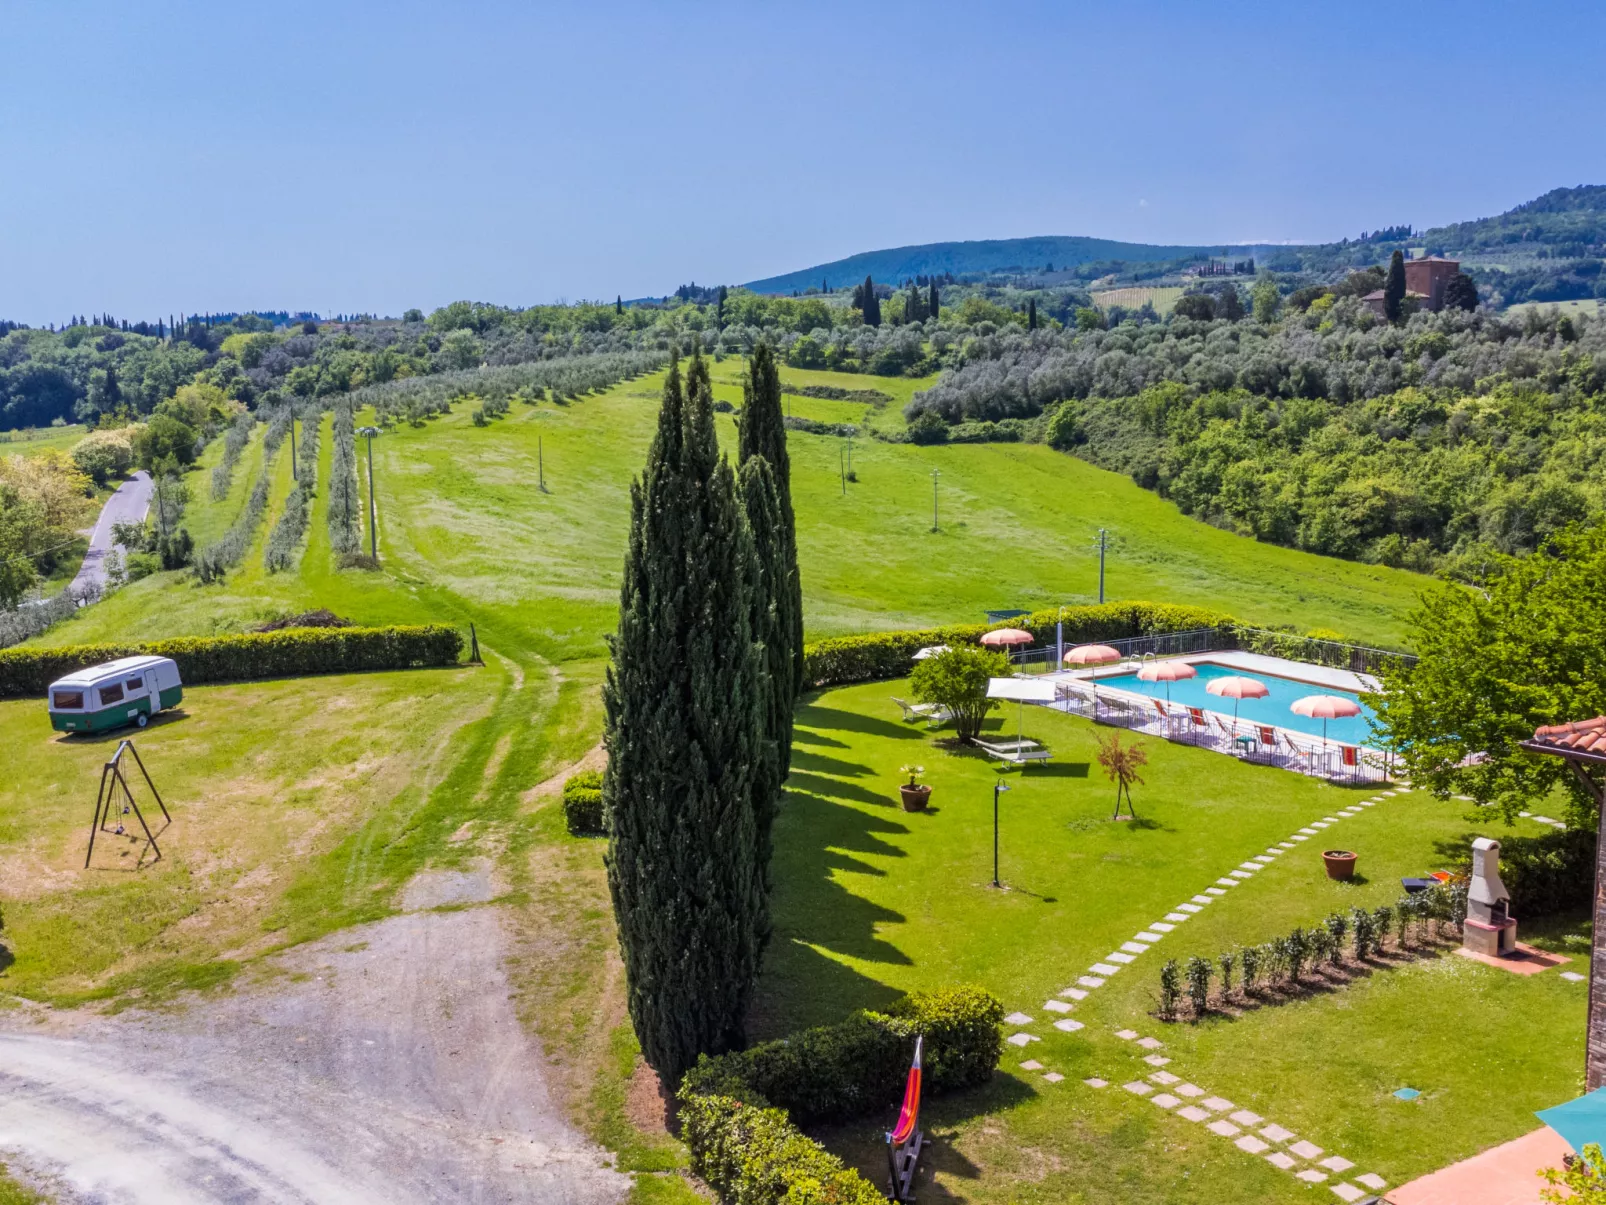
[40,361,1427,654]
[1,362,1446,1201]
[0,424,87,458]
[762,681,1586,1202]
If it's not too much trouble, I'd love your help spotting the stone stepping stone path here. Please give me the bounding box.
[1099,1054,1389,1199]
[991,792,1407,1190]
[1562,971,1587,983]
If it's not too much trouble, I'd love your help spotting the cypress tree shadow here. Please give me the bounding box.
[786,771,897,808]
[789,748,876,778]
[801,704,924,741]
[792,728,850,750]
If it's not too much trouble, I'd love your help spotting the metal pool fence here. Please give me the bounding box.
[1009,626,1415,678]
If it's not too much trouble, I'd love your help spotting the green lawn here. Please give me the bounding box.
[38,363,1428,656]
[758,680,1587,1202]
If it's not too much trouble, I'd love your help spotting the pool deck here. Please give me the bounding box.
[1069,650,1379,695]
[1037,651,1394,783]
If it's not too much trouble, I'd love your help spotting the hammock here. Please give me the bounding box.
[886,1035,925,1200]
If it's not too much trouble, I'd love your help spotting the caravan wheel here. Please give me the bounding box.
[135,712,149,729]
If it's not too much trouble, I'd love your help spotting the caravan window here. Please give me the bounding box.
[125,676,145,692]
[53,690,84,709]
[99,683,125,705]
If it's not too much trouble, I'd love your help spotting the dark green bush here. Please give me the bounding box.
[1471,828,1595,917]
[680,985,1002,1127]
[677,985,1001,1204]
[562,769,605,836]
[678,1092,883,1205]
[801,602,1233,689]
[0,624,464,698]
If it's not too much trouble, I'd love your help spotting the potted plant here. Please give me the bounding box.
[1322,849,1358,881]
[898,765,931,811]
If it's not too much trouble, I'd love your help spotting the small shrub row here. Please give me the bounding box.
[210,411,255,501]
[782,415,859,438]
[1158,883,1466,1020]
[0,624,464,698]
[801,602,1233,689]
[195,406,291,583]
[562,769,604,835]
[327,401,362,557]
[677,986,1002,1205]
[783,384,891,403]
[0,584,99,651]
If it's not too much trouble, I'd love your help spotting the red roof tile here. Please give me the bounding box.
[1529,716,1606,757]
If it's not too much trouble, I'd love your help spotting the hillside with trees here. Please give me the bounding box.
[904,291,1604,579]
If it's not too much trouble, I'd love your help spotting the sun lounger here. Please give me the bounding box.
[974,739,1053,767]
[892,697,951,726]
[1185,707,1210,744]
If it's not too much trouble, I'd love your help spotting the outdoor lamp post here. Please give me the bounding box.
[931,468,940,532]
[358,425,380,560]
[991,779,1011,888]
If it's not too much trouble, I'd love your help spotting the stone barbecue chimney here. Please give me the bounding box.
[1463,837,1517,956]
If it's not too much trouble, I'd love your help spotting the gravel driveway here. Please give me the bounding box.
[0,869,629,1205]
[70,471,153,595]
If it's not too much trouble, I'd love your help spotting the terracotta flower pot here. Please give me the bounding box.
[899,784,932,812]
[1323,850,1358,881]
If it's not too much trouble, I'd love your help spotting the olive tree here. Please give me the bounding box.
[909,645,1010,742]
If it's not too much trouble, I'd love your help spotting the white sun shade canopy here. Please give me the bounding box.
[987,677,1058,703]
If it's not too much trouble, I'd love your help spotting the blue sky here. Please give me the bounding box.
[1,1,1602,324]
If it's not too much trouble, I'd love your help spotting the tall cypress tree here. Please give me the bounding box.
[603,350,765,1086]
[1383,250,1407,322]
[1027,298,1038,330]
[929,280,939,320]
[738,343,803,711]
[739,454,787,942]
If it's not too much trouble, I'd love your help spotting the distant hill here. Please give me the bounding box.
[742,235,1241,294]
[739,187,1606,301]
[1418,185,1606,254]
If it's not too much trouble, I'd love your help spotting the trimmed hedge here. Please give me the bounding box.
[0,624,464,698]
[563,769,605,836]
[679,1093,883,1205]
[682,985,1002,1126]
[677,986,1002,1205]
[801,602,1232,689]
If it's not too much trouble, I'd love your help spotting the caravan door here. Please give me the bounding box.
[143,669,161,715]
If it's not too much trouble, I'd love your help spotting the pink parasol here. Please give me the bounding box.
[1063,644,1122,666]
[980,628,1033,647]
[1290,693,1362,751]
[1064,644,1123,717]
[1136,658,1196,702]
[1205,675,1269,728]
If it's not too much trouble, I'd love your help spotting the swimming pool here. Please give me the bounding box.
[1097,661,1379,746]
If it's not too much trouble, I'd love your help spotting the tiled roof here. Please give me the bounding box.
[1528,716,1606,758]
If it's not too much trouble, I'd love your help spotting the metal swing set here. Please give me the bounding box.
[84,739,170,869]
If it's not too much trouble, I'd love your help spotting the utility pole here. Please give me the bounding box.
[359,426,379,560]
[931,468,940,532]
[1098,528,1108,604]
[539,436,548,493]
[839,446,846,495]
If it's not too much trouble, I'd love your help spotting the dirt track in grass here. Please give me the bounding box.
[0,867,628,1205]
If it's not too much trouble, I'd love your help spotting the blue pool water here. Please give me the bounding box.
[1097,661,1378,746]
